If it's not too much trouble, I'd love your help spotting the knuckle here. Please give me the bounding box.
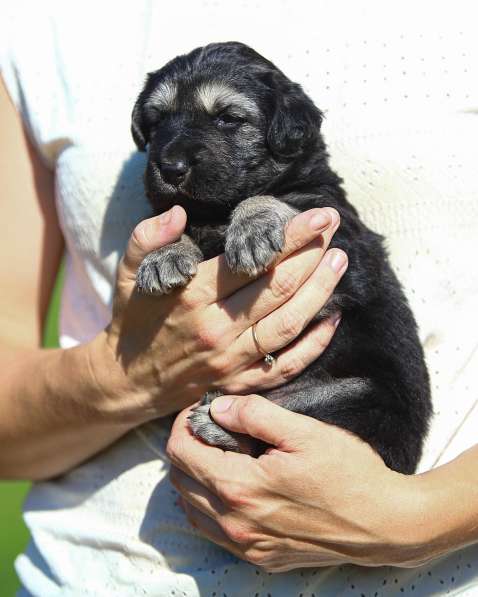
[315,327,332,352]
[179,280,212,310]
[270,269,299,300]
[243,547,269,567]
[279,355,306,382]
[277,309,305,341]
[217,483,246,509]
[221,520,253,545]
[285,228,304,253]
[217,487,235,507]
[236,395,262,429]
[178,287,201,310]
[208,354,231,376]
[195,323,223,350]
[130,223,148,253]
[165,437,182,463]
[320,274,337,297]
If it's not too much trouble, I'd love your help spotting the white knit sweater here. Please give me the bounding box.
[2,1,478,594]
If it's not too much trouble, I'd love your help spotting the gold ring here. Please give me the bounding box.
[252,322,276,367]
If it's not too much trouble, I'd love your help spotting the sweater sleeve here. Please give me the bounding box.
[0,5,74,169]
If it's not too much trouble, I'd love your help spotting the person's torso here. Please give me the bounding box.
[3,1,478,594]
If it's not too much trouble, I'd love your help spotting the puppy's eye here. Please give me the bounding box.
[147,106,165,124]
[214,112,245,129]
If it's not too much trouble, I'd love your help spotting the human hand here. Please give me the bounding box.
[89,205,345,422]
[168,395,432,572]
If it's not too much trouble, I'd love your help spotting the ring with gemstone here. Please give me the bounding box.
[252,322,276,367]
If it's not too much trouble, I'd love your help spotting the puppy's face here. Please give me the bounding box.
[132,42,323,222]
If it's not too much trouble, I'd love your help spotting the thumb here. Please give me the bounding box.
[210,395,315,449]
[119,205,187,282]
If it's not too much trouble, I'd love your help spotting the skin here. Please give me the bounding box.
[0,76,343,480]
[3,74,478,573]
[168,397,478,571]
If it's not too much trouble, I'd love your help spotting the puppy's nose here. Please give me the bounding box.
[160,159,190,186]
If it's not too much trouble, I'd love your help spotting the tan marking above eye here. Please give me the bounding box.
[148,82,178,110]
[195,82,260,117]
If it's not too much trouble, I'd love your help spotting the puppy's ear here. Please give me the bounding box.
[266,72,323,160]
[131,90,149,152]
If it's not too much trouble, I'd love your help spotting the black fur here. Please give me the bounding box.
[132,42,431,474]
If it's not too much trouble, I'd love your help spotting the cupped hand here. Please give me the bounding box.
[167,395,430,572]
[91,204,345,421]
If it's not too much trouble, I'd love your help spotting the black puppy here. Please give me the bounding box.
[131,42,431,473]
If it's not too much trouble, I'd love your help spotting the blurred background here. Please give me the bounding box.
[0,268,63,596]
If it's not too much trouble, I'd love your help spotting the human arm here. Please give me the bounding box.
[0,76,344,480]
[168,395,478,571]
[0,75,145,479]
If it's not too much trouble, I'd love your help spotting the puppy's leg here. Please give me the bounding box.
[188,391,265,455]
[136,234,203,294]
[186,381,370,457]
[225,196,298,275]
[265,377,420,474]
[188,377,419,472]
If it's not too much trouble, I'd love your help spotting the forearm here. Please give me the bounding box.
[0,332,150,481]
[408,445,478,562]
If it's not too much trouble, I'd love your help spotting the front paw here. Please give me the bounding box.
[225,196,297,275]
[188,404,261,455]
[137,245,201,294]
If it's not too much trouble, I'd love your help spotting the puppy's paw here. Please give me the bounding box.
[200,389,224,406]
[225,196,298,275]
[188,403,261,455]
[137,244,202,295]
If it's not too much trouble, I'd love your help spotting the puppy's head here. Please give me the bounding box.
[132,42,323,221]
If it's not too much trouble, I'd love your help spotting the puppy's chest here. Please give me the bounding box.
[187,223,228,260]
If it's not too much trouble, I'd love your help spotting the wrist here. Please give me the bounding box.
[345,466,442,568]
[380,461,476,568]
[82,330,158,426]
[404,452,478,563]
[377,471,438,567]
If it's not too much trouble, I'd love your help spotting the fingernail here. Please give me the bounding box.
[330,312,342,328]
[309,209,331,231]
[211,396,234,414]
[326,208,340,229]
[325,249,348,273]
[158,208,172,225]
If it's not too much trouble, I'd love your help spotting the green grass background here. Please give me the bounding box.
[0,266,63,596]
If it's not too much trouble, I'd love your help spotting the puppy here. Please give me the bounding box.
[131,42,431,473]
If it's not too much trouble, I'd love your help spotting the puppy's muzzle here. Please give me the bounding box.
[159,158,191,187]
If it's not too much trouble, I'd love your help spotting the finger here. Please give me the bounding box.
[118,205,187,282]
[231,248,347,363]
[166,405,262,491]
[209,395,315,450]
[223,315,341,394]
[182,207,336,304]
[170,466,226,520]
[181,500,245,559]
[211,211,340,337]
[182,491,350,569]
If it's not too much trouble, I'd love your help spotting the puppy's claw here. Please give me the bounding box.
[188,403,260,455]
[136,248,200,295]
[226,221,285,275]
[225,196,297,276]
[188,404,240,451]
[200,389,224,405]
